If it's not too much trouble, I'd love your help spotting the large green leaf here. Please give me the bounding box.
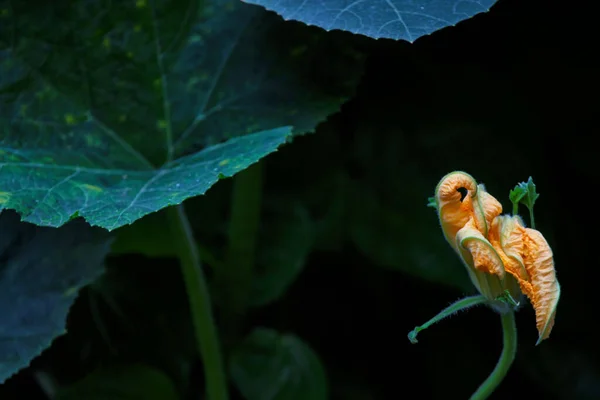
[55,363,179,400]
[0,210,111,384]
[242,0,498,41]
[0,0,364,231]
[230,328,328,400]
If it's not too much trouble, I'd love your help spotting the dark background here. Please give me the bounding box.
[2,0,598,398]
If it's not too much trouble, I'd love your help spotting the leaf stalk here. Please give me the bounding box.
[167,205,229,400]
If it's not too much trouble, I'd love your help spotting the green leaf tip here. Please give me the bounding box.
[427,196,438,209]
[407,329,420,344]
[509,176,540,228]
[509,186,527,206]
[510,176,539,210]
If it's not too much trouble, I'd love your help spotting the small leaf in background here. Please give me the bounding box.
[241,0,498,41]
[230,327,327,400]
[250,201,315,307]
[55,363,178,400]
[0,210,111,383]
[0,0,364,231]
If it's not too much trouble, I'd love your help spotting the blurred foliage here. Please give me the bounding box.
[230,327,328,400]
[0,0,598,398]
[55,364,179,400]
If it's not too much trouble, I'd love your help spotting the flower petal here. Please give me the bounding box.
[456,218,506,280]
[490,216,529,282]
[523,228,560,344]
[435,172,503,248]
[474,185,503,236]
[493,216,560,343]
[435,171,478,251]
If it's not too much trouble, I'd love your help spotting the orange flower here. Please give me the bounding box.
[434,171,560,343]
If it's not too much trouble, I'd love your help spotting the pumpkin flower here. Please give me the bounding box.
[409,172,560,399]
[435,171,560,343]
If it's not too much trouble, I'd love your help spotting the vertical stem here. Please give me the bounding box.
[167,205,228,400]
[469,311,517,400]
[529,208,536,229]
[219,162,263,344]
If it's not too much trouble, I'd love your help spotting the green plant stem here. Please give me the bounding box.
[469,311,517,400]
[220,162,263,344]
[167,205,228,400]
[408,295,487,344]
[529,208,536,229]
[512,202,518,217]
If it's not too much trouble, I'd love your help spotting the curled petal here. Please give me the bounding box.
[435,172,504,249]
[435,171,478,250]
[493,216,560,343]
[456,218,506,280]
[523,228,560,344]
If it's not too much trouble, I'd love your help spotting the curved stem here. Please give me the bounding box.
[470,311,517,400]
[167,205,228,400]
[408,295,487,344]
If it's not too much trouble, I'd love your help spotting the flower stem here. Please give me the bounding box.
[408,295,487,344]
[469,311,517,400]
[167,205,229,400]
